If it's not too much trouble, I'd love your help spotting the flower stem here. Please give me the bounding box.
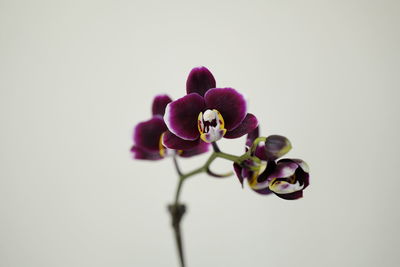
[173,155,183,177]
[168,147,252,266]
[169,156,187,267]
[215,151,241,163]
[211,142,220,152]
[168,201,186,267]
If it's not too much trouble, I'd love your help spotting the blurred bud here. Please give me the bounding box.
[264,135,292,160]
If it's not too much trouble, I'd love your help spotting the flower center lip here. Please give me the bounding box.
[197,109,227,143]
[202,111,218,132]
[268,174,304,194]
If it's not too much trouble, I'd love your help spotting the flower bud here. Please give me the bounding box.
[264,135,292,160]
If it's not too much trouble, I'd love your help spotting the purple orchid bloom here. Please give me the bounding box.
[131,94,209,160]
[162,67,258,149]
[258,158,309,200]
[234,127,310,200]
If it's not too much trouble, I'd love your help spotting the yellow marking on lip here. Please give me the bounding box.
[200,133,208,143]
[197,109,227,143]
[159,132,166,157]
[268,178,279,191]
[197,112,204,134]
[288,174,297,184]
[248,171,259,188]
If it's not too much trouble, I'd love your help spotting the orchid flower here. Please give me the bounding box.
[234,127,309,200]
[130,67,310,266]
[131,94,209,160]
[162,67,258,150]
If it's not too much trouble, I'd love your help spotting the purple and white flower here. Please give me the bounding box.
[131,94,209,160]
[234,127,310,200]
[163,67,258,149]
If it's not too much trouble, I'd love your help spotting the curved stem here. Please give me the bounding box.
[169,147,253,267]
[173,154,183,176]
[250,136,266,154]
[215,151,241,163]
[181,165,207,180]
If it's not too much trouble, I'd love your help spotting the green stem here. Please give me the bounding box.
[211,142,220,152]
[170,156,187,267]
[181,165,207,180]
[169,144,253,267]
[250,137,266,154]
[173,155,183,177]
[215,151,241,163]
[174,177,184,204]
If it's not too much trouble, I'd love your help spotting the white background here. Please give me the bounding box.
[1,0,399,266]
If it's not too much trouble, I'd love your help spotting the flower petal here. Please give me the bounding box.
[162,130,202,150]
[278,159,310,190]
[246,126,259,148]
[290,158,310,173]
[264,135,292,160]
[164,93,205,140]
[180,141,210,158]
[130,146,163,160]
[249,160,276,190]
[204,88,247,131]
[252,187,273,195]
[224,113,258,139]
[275,191,303,200]
[133,116,167,151]
[267,159,310,200]
[152,94,172,116]
[245,127,268,160]
[186,66,216,97]
[233,163,244,187]
[268,160,299,179]
[269,179,304,194]
[254,145,267,161]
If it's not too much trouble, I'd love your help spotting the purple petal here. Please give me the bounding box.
[133,116,167,152]
[283,159,310,189]
[275,190,303,200]
[302,174,310,190]
[289,158,310,174]
[224,113,258,139]
[130,146,163,160]
[254,145,267,161]
[233,163,244,187]
[257,160,277,183]
[204,88,247,131]
[252,187,273,195]
[246,126,259,148]
[269,178,304,195]
[249,160,276,189]
[268,160,299,179]
[278,159,309,176]
[152,94,172,116]
[244,126,269,160]
[268,159,310,199]
[180,142,210,158]
[162,130,202,150]
[186,66,216,97]
[284,165,309,195]
[264,135,292,160]
[164,93,205,140]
